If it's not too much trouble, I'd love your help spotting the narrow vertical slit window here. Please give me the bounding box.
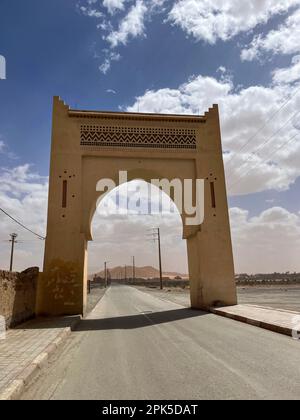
[210,182,216,209]
[62,180,68,208]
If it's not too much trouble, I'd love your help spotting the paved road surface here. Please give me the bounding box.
[22,285,300,400]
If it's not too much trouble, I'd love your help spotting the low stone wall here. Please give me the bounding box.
[0,267,39,328]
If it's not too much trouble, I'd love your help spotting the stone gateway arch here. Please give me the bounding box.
[36,97,237,316]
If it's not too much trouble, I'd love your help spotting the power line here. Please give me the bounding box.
[228,132,300,193]
[0,207,45,240]
[1,239,43,243]
[226,84,300,168]
[229,132,299,192]
[227,108,300,183]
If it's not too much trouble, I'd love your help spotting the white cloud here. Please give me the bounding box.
[79,0,147,72]
[0,137,18,159]
[79,1,300,74]
[78,0,167,73]
[90,180,187,274]
[79,5,103,18]
[89,210,187,274]
[241,8,300,61]
[99,51,121,74]
[168,0,300,44]
[272,55,300,84]
[217,66,227,74]
[126,74,300,196]
[106,0,147,48]
[0,165,48,271]
[99,59,111,74]
[103,0,125,15]
[230,207,300,273]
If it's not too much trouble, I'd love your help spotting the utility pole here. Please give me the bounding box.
[104,262,108,288]
[147,228,163,290]
[132,256,136,282]
[157,228,163,290]
[124,265,127,282]
[88,279,91,294]
[9,233,18,272]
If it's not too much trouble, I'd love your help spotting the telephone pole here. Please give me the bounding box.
[124,265,127,282]
[104,262,108,288]
[9,233,18,272]
[132,256,136,282]
[157,229,163,290]
[147,228,163,290]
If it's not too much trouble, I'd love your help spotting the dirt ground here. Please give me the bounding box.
[135,285,300,312]
[86,286,107,314]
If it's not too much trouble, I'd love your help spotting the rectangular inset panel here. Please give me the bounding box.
[80,125,197,149]
[210,182,216,209]
[62,180,68,208]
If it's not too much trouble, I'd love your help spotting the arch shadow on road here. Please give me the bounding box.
[74,308,208,331]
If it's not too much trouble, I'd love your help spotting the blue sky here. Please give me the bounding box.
[0,0,295,171]
[0,0,300,274]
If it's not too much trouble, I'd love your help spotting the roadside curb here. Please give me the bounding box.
[210,307,295,338]
[0,316,81,401]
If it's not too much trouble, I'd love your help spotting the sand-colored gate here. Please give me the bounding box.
[37,97,237,316]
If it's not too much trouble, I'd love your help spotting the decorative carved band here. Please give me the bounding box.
[80,125,197,149]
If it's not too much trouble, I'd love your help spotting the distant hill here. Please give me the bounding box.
[90,265,188,280]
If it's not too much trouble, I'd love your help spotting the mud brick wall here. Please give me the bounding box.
[0,267,39,328]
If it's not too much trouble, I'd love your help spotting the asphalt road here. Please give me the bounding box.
[22,285,300,400]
